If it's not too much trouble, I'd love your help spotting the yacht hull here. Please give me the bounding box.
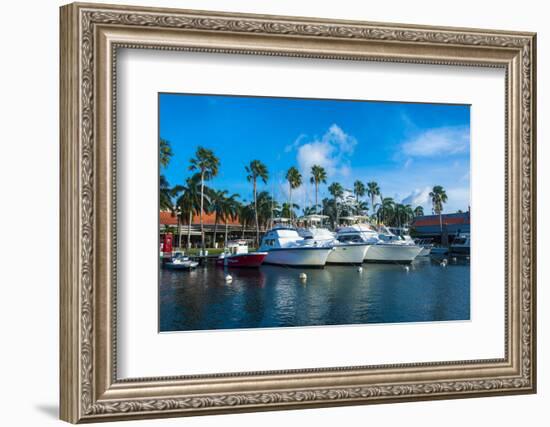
[216,252,268,268]
[327,244,370,265]
[264,247,333,267]
[418,246,432,257]
[450,246,470,255]
[364,244,422,263]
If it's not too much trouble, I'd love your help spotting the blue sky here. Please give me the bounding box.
[159,93,470,213]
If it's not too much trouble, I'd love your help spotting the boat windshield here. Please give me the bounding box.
[337,234,364,243]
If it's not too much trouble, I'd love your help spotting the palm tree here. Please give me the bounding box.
[429,185,448,232]
[159,139,174,211]
[321,197,337,228]
[355,200,369,215]
[175,175,203,249]
[238,203,255,240]
[210,189,229,246]
[310,165,327,214]
[245,160,269,246]
[328,182,344,226]
[189,147,220,250]
[302,206,318,216]
[281,202,300,219]
[256,191,278,231]
[393,203,414,228]
[222,193,240,246]
[159,175,175,211]
[159,138,173,168]
[285,166,302,224]
[378,197,395,225]
[353,180,366,204]
[367,182,381,223]
[413,206,424,217]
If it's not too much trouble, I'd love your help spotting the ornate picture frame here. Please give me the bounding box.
[60,2,536,423]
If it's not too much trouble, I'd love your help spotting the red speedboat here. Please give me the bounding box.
[216,240,268,268]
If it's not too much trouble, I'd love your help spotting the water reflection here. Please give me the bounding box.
[159,258,470,332]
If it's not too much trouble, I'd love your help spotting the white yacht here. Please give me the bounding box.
[413,238,434,256]
[258,227,333,267]
[336,223,422,263]
[450,233,470,255]
[298,216,370,265]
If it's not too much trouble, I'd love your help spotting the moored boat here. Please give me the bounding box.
[163,252,199,270]
[298,218,370,265]
[216,240,268,268]
[450,233,470,255]
[336,222,422,263]
[259,227,333,268]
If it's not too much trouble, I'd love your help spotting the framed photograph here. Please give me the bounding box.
[60,2,537,423]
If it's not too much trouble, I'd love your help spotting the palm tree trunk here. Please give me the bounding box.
[187,209,192,250]
[200,172,205,251]
[315,182,318,213]
[177,218,182,250]
[213,214,219,248]
[224,221,229,246]
[288,184,292,225]
[253,180,259,247]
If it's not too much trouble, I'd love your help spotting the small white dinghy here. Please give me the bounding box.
[163,253,199,270]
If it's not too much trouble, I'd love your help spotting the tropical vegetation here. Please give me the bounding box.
[159,139,458,248]
[189,146,220,250]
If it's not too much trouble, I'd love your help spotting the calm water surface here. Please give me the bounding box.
[159,257,470,332]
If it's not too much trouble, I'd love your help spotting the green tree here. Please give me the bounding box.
[238,202,254,240]
[429,185,448,231]
[159,139,174,212]
[367,181,381,223]
[221,193,240,246]
[210,189,228,246]
[175,175,203,249]
[256,191,278,231]
[413,206,424,217]
[159,175,175,211]
[189,146,220,250]
[310,165,327,214]
[281,202,300,220]
[321,197,337,228]
[393,203,414,228]
[245,160,269,246]
[285,166,302,224]
[302,206,318,216]
[328,182,344,226]
[353,180,366,204]
[159,138,173,169]
[378,197,395,225]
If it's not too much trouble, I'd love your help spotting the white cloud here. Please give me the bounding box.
[295,124,357,178]
[401,186,431,207]
[446,187,471,210]
[402,126,470,157]
[403,158,413,169]
[284,134,306,153]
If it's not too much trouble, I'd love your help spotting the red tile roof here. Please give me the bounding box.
[160,210,241,226]
[411,213,470,227]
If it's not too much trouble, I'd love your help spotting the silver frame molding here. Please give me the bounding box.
[60,2,537,423]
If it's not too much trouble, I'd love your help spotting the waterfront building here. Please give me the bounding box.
[409,211,470,241]
[159,210,264,248]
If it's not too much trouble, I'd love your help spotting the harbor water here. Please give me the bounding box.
[159,256,470,332]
